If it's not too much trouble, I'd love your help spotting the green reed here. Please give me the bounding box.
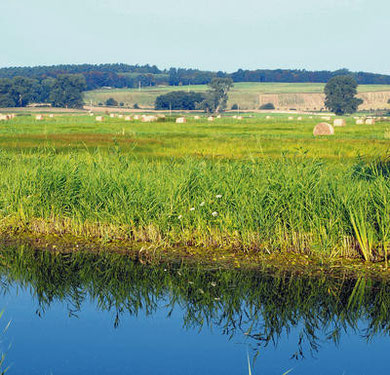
[0,147,388,260]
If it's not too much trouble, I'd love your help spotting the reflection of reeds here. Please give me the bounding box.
[0,311,10,375]
[2,246,390,362]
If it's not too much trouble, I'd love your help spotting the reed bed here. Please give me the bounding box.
[0,148,389,261]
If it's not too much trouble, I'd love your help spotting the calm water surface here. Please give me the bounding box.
[0,245,389,374]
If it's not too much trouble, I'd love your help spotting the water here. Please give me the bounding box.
[0,245,389,374]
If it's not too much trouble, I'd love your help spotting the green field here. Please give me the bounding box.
[0,114,390,265]
[83,82,390,110]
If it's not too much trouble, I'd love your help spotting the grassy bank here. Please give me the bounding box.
[0,115,389,265]
[0,150,390,262]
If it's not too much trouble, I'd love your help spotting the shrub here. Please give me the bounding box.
[105,97,118,106]
[259,103,275,110]
[231,104,239,110]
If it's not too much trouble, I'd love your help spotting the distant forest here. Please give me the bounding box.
[1,64,390,90]
[1,63,390,108]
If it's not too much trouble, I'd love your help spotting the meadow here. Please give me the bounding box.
[83,82,390,110]
[0,113,389,266]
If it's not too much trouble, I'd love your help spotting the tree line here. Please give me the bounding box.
[0,75,86,108]
[0,64,389,94]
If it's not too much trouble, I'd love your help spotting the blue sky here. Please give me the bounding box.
[0,0,388,74]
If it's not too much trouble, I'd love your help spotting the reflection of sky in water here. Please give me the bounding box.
[0,286,389,375]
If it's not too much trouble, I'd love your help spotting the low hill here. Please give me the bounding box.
[84,82,390,111]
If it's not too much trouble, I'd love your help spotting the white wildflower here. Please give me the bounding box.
[212,211,218,217]
[216,194,222,199]
[200,202,205,207]
[190,207,195,211]
[178,215,183,220]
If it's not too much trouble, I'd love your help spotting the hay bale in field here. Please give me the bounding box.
[297,116,303,121]
[266,116,271,119]
[237,116,243,120]
[176,117,186,123]
[333,119,346,127]
[313,122,334,136]
[216,115,222,119]
[194,116,200,120]
[142,115,158,123]
[96,116,104,122]
[0,114,9,121]
[124,116,132,121]
[89,113,94,116]
[288,116,294,120]
[232,115,237,119]
[321,116,331,121]
[365,118,376,125]
[49,114,54,118]
[35,115,44,121]
[133,115,140,120]
[109,114,116,118]
[356,119,364,125]
[207,116,214,121]
[118,114,123,119]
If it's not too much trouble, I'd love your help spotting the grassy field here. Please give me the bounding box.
[83,82,390,110]
[0,113,390,265]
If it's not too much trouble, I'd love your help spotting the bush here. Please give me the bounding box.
[231,104,239,110]
[105,97,118,106]
[133,103,140,109]
[119,102,124,107]
[259,103,275,110]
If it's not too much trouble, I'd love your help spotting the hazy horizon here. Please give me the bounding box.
[0,0,389,75]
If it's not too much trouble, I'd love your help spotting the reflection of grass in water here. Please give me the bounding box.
[0,311,10,375]
[2,245,390,362]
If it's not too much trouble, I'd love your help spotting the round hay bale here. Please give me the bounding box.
[333,119,346,127]
[313,122,334,136]
[176,117,186,123]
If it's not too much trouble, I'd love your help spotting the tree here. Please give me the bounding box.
[154,91,205,110]
[10,76,40,106]
[324,75,363,115]
[105,97,118,106]
[200,77,233,113]
[49,74,86,108]
[0,78,16,107]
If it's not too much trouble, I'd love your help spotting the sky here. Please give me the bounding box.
[0,0,389,74]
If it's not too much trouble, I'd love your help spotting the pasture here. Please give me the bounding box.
[0,113,389,264]
[83,82,390,110]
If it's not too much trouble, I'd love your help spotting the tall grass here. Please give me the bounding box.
[0,148,389,261]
